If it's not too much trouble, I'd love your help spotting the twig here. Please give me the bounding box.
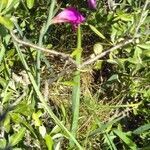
[80,38,134,68]
[10,31,77,66]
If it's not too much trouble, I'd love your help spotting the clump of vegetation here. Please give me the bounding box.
[0,0,150,149]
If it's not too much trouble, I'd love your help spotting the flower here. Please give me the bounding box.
[87,0,97,9]
[51,7,85,29]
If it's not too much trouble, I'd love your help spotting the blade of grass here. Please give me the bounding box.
[70,25,82,147]
[104,132,117,150]
[36,0,56,86]
[113,129,137,150]
[12,41,83,150]
[0,43,6,64]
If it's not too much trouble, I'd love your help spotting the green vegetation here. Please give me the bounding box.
[0,0,150,149]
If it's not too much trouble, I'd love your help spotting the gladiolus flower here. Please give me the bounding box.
[87,0,97,9]
[51,7,85,29]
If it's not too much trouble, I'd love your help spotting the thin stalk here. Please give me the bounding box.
[13,41,83,150]
[70,26,82,146]
[36,0,56,87]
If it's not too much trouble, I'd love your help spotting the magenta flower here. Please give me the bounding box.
[51,7,85,29]
[87,0,97,9]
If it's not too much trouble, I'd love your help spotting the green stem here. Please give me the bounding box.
[70,25,82,146]
[36,0,56,87]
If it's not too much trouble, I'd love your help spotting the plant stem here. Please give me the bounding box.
[36,0,56,87]
[70,25,82,146]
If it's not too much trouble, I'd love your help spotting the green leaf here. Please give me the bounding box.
[113,129,137,150]
[94,60,103,70]
[32,110,42,126]
[2,91,13,105]
[3,114,10,133]
[89,24,106,39]
[10,113,22,123]
[107,74,120,82]
[10,113,37,138]
[13,148,22,150]
[143,50,150,57]
[21,120,37,138]
[89,116,124,137]
[61,81,77,86]
[13,100,34,116]
[0,0,8,12]
[0,138,7,149]
[26,0,34,9]
[104,132,117,150]
[2,0,20,14]
[39,125,46,138]
[51,124,61,135]
[0,44,6,64]
[71,48,82,58]
[133,123,150,135]
[6,0,19,9]
[9,127,26,147]
[137,43,150,50]
[93,43,103,55]
[114,10,133,22]
[44,134,54,150]
[0,16,14,30]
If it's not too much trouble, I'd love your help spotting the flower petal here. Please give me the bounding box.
[87,0,97,9]
[51,7,85,28]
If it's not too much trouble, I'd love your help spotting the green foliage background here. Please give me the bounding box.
[0,0,150,149]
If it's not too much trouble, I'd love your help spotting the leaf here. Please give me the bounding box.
[94,60,103,70]
[114,11,133,22]
[44,134,54,150]
[50,124,61,135]
[55,142,61,150]
[6,0,19,9]
[61,81,77,86]
[21,120,37,138]
[0,16,14,30]
[39,125,46,138]
[32,111,42,126]
[2,91,13,105]
[0,138,7,149]
[13,100,34,116]
[3,114,10,133]
[9,127,26,147]
[26,0,34,9]
[93,43,103,55]
[0,0,8,12]
[0,0,20,15]
[10,113,22,123]
[10,113,37,138]
[143,50,150,57]
[113,129,137,150]
[0,44,6,64]
[137,44,150,50]
[107,74,120,82]
[104,132,117,150]
[89,116,124,137]
[133,123,150,135]
[13,148,22,150]
[89,24,106,39]
[71,48,82,58]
